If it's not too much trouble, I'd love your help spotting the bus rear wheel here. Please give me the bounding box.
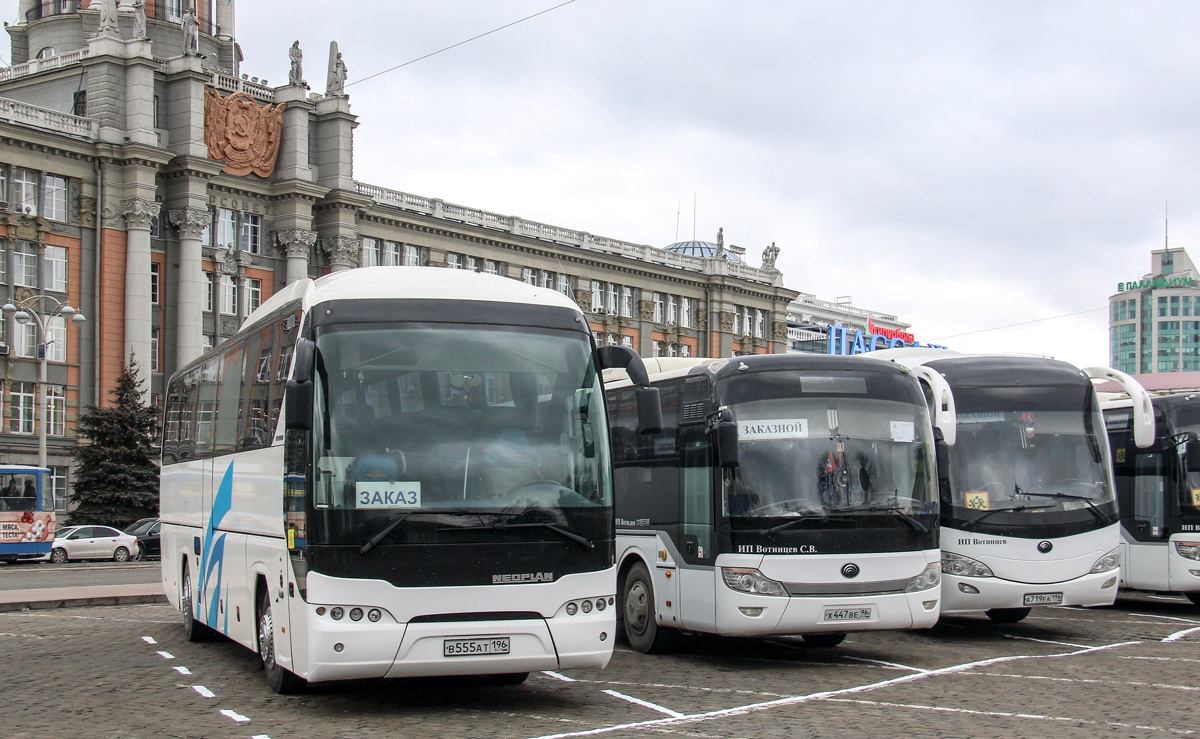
[985,607,1031,623]
[622,562,679,654]
[181,563,215,643]
[258,589,307,694]
[801,632,847,648]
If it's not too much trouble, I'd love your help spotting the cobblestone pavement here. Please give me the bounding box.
[1,592,1198,739]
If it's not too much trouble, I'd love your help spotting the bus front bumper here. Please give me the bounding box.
[940,569,1119,615]
[714,590,940,636]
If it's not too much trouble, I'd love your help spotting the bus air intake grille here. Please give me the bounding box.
[783,578,910,597]
[408,612,542,624]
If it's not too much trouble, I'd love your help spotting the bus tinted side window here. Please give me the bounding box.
[611,381,682,527]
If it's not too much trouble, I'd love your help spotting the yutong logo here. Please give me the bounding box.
[493,572,554,584]
[841,563,860,579]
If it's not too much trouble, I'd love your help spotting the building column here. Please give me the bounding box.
[275,229,317,284]
[169,207,208,366]
[322,236,359,273]
[121,198,159,385]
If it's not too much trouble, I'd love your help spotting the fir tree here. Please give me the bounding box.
[69,356,160,528]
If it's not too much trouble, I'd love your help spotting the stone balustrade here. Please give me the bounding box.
[0,47,90,83]
[356,181,782,285]
[0,96,98,140]
[210,73,275,102]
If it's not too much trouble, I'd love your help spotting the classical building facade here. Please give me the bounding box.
[0,0,798,509]
[1109,247,1200,375]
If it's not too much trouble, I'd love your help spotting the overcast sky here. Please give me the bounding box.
[210,3,1200,367]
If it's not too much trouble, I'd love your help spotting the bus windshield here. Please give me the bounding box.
[310,323,611,547]
[947,385,1113,524]
[723,391,936,519]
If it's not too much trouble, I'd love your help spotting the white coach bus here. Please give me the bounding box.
[604,354,952,652]
[875,348,1153,623]
[1103,392,1200,605]
[160,267,659,692]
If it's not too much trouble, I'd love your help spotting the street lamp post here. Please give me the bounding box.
[1,296,87,469]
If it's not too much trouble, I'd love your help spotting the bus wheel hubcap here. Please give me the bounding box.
[627,582,648,631]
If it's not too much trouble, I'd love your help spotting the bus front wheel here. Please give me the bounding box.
[622,562,679,654]
[986,607,1031,623]
[181,564,215,643]
[258,589,306,694]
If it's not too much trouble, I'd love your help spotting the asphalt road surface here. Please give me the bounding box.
[1,591,1197,738]
[0,560,161,591]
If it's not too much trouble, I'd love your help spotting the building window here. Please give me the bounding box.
[0,242,6,285]
[151,329,159,372]
[215,209,237,250]
[608,284,619,314]
[244,278,262,314]
[0,166,7,208]
[201,334,214,353]
[485,260,498,275]
[13,168,37,216]
[447,253,463,270]
[523,268,536,285]
[404,245,421,266]
[653,293,664,323]
[623,287,634,318]
[11,381,34,435]
[667,295,678,325]
[240,214,261,253]
[383,241,401,266]
[361,238,380,267]
[219,275,236,315]
[42,175,67,222]
[557,273,571,296]
[755,309,766,339]
[732,306,742,335]
[14,241,37,288]
[680,297,692,328]
[72,90,87,117]
[150,262,160,305]
[204,272,214,312]
[44,245,67,292]
[201,207,213,246]
[591,281,603,312]
[46,315,65,362]
[16,322,36,359]
[48,385,65,436]
[1159,297,1168,317]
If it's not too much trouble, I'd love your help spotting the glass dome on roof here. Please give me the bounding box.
[663,240,746,265]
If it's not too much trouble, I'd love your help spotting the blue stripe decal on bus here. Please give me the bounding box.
[199,463,234,632]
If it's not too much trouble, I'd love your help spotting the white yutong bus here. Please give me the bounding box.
[875,348,1154,623]
[1103,392,1200,605]
[160,267,659,692]
[604,354,953,652]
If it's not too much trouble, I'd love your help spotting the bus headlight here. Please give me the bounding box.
[1175,542,1200,561]
[721,568,787,596]
[1090,547,1120,573]
[941,552,994,578]
[905,563,941,593]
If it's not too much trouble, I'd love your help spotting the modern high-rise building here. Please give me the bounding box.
[1109,247,1200,375]
[0,0,804,510]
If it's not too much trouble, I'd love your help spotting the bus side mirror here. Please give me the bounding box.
[934,428,951,487]
[284,380,313,432]
[710,408,739,468]
[292,339,315,384]
[1186,439,1200,472]
[635,387,662,435]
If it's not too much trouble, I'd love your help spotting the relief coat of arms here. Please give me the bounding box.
[204,89,287,178]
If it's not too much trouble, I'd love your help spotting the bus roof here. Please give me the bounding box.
[242,267,584,331]
[604,353,907,389]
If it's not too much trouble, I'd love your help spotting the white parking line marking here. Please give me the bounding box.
[542,671,576,681]
[141,636,157,644]
[219,709,250,723]
[602,690,684,718]
[570,678,786,698]
[973,671,1200,692]
[1001,634,1088,649]
[192,685,215,698]
[1164,626,1200,643]
[252,735,272,739]
[1125,656,1200,664]
[1131,612,1200,624]
[819,698,1196,735]
[173,666,192,675]
[841,656,927,672]
[156,651,174,659]
[524,640,1140,739]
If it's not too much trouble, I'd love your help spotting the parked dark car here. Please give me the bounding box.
[126,518,160,561]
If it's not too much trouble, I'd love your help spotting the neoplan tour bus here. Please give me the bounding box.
[160,267,660,693]
[1103,392,1200,605]
[874,348,1153,623]
[603,354,954,652]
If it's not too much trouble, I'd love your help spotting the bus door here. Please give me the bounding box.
[678,377,717,632]
[1118,444,1171,590]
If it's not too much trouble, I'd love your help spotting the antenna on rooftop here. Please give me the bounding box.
[1166,200,1169,250]
[675,200,680,243]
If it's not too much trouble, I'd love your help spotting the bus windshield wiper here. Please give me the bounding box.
[360,508,518,555]
[757,512,828,540]
[1021,491,1112,525]
[967,504,1055,530]
[828,504,929,535]
[441,521,595,551]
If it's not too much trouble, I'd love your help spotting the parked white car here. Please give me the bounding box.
[50,525,139,563]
